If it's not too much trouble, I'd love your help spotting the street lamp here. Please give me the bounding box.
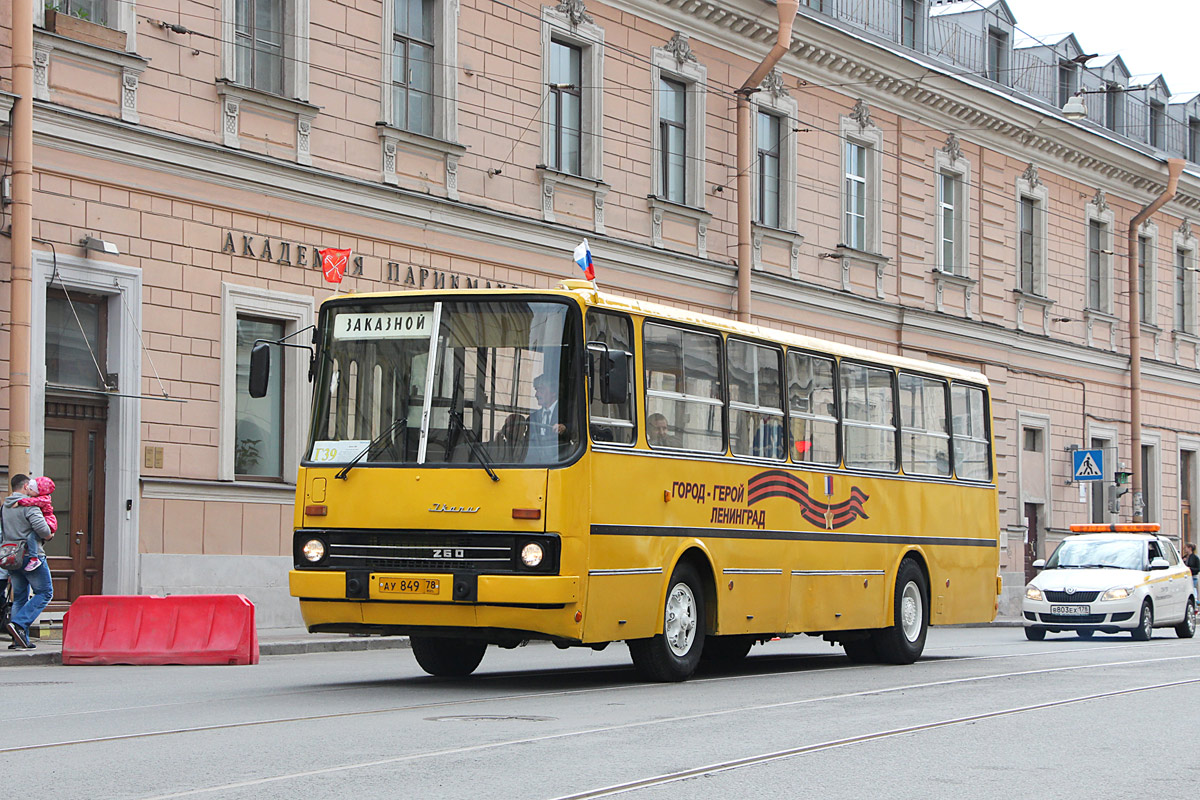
[1062,92,1088,120]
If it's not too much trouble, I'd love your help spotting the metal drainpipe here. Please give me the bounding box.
[9,0,34,478]
[1128,158,1185,522]
[736,0,798,323]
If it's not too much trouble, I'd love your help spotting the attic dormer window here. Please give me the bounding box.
[986,27,1008,84]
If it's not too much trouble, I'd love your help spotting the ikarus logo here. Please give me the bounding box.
[428,503,480,513]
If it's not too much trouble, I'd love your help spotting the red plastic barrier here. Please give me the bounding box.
[61,594,260,666]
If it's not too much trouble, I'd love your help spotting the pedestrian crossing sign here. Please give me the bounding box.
[1072,449,1104,482]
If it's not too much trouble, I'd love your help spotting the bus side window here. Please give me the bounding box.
[644,322,723,452]
[728,339,784,460]
[899,373,950,476]
[786,352,838,465]
[586,310,636,445]
[841,363,897,471]
[951,383,991,481]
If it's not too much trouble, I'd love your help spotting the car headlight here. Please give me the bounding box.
[1025,586,1043,601]
[520,542,544,567]
[301,538,326,563]
[1101,587,1132,601]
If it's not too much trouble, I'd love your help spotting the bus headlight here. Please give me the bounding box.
[520,542,545,568]
[1101,587,1132,601]
[1025,586,1043,601]
[302,538,327,563]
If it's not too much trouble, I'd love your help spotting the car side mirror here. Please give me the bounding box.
[1149,557,1170,571]
[1032,559,1045,570]
[248,342,271,398]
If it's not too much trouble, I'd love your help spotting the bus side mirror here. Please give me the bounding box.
[599,349,630,405]
[249,342,271,398]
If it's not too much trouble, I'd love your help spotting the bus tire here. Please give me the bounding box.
[700,635,754,667]
[628,562,706,682]
[871,559,928,665]
[410,636,487,677]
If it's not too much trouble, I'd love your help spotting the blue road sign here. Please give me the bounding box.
[1073,449,1104,482]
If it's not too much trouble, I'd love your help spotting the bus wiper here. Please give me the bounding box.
[334,417,407,480]
[448,409,499,482]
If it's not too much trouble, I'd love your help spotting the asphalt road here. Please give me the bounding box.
[7,626,1200,799]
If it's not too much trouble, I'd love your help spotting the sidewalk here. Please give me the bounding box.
[0,616,1023,667]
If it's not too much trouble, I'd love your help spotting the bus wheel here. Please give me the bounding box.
[628,563,706,682]
[872,559,928,664]
[410,636,487,677]
[700,635,754,668]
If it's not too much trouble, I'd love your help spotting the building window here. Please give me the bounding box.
[758,111,782,228]
[235,0,284,94]
[659,77,687,205]
[1150,101,1166,149]
[548,40,583,175]
[1177,246,1196,334]
[235,317,285,478]
[800,0,824,10]
[844,141,867,249]
[1023,427,1043,452]
[937,172,961,273]
[1105,84,1122,134]
[58,0,111,26]
[1142,442,1159,523]
[390,0,434,136]
[1058,62,1077,108]
[900,0,920,49]
[220,284,314,483]
[986,27,1007,84]
[46,292,106,390]
[1138,234,1153,323]
[1087,219,1105,311]
[1019,196,1037,293]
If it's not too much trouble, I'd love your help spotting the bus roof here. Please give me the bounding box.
[318,283,989,386]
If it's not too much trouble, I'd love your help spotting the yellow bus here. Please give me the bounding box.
[260,282,1000,681]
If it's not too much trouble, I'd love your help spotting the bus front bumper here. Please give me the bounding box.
[290,570,582,638]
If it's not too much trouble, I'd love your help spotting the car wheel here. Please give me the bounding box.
[1024,626,1046,641]
[410,636,487,677]
[872,559,929,664]
[700,635,754,668]
[1076,629,1094,639]
[1175,598,1197,639]
[629,562,705,682]
[1131,600,1154,641]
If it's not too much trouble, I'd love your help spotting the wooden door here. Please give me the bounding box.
[43,401,106,608]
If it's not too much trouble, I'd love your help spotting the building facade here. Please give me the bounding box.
[1,0,1199,623]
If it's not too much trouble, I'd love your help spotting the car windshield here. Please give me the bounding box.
[1045,539,1146,571]
[307,298,583,467]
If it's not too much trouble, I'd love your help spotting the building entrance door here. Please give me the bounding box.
[43,400,107,609]
[1024,502,1041,585]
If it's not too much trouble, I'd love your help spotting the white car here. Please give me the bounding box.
[1023,532,1197,641]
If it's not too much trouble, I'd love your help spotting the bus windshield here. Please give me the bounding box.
[307,298,583,468]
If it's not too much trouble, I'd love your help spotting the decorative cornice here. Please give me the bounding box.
[943,132,962,164]
[555,0,593,27]
[664,31,697,66]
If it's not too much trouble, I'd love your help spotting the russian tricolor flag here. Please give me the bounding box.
[574,239,595,281]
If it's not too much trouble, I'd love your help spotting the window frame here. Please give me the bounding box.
[898,372,951,477]
[585,309,637,448]
[220,283,314,483]
[839,114,884,254]
[839,360,899,473]
[950,381,993,483]
[1137,224,1158,326]
[540,9,604,181]
[222,0,309,101]
[641,320,725,454]
[986,27,1008,85]
[1015,176,1049,296]
[649,46,707,210]
[726,337,785,461]
[934,144,971,277]
[750,81,799,232]
[785,349,840,467]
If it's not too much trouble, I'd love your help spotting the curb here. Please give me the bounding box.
[259,636,412,656]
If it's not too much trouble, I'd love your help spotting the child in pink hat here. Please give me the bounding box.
[16,476,56,571]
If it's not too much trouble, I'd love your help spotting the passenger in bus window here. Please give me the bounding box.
[752,416,785,459]
[646,412,679,448]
